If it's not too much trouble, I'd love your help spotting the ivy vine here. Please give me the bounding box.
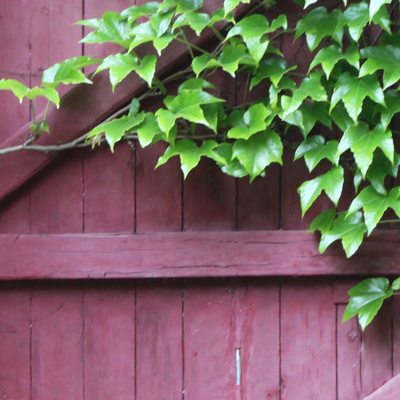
[1,0,400,329]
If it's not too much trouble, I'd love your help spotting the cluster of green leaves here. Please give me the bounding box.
[343,277,400,330]
[2,0,400,328]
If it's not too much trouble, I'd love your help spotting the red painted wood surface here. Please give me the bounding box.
[31,289,84,399]
[281,283,336,399]
[0,280,398,400]
[1,2,399,400]
[0,231,400,280]
[364,373,400,400]
[84,288,136,399]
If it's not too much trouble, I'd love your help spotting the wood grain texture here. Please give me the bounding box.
[136,285,183,400]
[1,230,400,279]
[0,289,30,400]
[83,0,135,233]
[183,285,236,400]
[392,297,400,375]
[337,304,361,400]
[0,9,31,232]
[84,288,136,400]
[183,71,237,231]
[83,145,135,232]
[31,289,84,400]
[28,0,83,234]
[280,283,336,400]
[363,373,400,400]
[237,285,280,399]
[360,305,393,397]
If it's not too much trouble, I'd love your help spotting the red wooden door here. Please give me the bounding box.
[0,279,396,399]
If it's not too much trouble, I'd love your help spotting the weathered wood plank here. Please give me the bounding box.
[136,285,183,400]
[31,289,84,400]
[29,0,83,234]
[0,289,30,400]
[0,230,400,279]
[360,305,393,397]
[337,304,361,400]
[363,373,400,400]
[238,285,280,399]
[84,288,135,400]
[183,285,236,400]
[0,2,251,203]
[83,0,135,233]
[280,283,336,399]
[0,5,31,232]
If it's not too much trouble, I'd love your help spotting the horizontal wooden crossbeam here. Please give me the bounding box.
[0,230,399,280]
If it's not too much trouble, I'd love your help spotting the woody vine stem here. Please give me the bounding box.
[2,0,400,328]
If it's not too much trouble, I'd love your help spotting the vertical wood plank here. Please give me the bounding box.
[184,159,236,230]
[360,304,393,397]
[238,284,280,400]
[392,297,400,375]
[237,169,280,230]
[136,285,183,400]
[0,289,30,400]
[84,288,135,400]
[280,283,336,400]
[184,72,236,231]
[337,304,361,400]
[236,76,280,230]
[184,285,236,400]
[83,0,135,233]
[31,289,84,400]
[0,1,31,232]
[29,1,83,234]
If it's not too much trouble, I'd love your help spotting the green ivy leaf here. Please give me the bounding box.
[251,58,296,88]
[348,186,400,234]
[295,136,339,172]
[79,12,131,48]
[309,45,359,79]
[227,103,271,139]
[360,46,400,89]
[155,109,177,137]
[296,7,345,51]
[121,3,160,22]
[343,278,393,331]
[281,72,327,117]
[361,151,400,195]
[96,54,156,89]
[380,91,400,129]
[232,130,283,181]
[136,113,163,147]
[298,166,344,215]
[392,278,400,291]
[344,2,390,42]
[43,56,99,85]
[26,86,60,108]
[192,54,220,76]
[87,113,145,151]
[331,73,385,122]
[311,211,367,257]
[223,0,250,16]
[211,143,248,178]
[338,122,394,177]
[0,79,30,103]
[164,89,224,129]
[172,11,210,36]
[369,0,391,20]
[218,44,254,77]
[156,139,218,177]
[226,14,271,63]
